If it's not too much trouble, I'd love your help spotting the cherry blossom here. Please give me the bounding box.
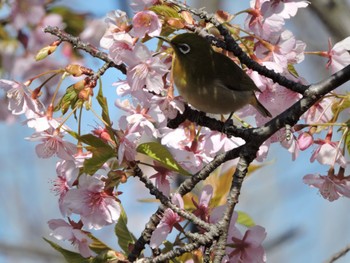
[100,10,133,60]
[149,94,185,121]
[104,10,129,32]
[62,174,121,230]
[149,161,176,197]
[297,132,314,151]
[192,185,213,222]
[106,33,134,65]
[116,99,160,138]
[92,126,115,145]
[161,126,213,173]
[203,130,245,154]
[162,126,244,172]
[115,83,178,128]
[248,75,301,122]
[190,185,227,230]
[123,42,168,94]
[131,10,162,38]
[25,114,62,132]
[255,141,271,162]
[160,127,244,173]
[52,159,79,215]
[117,128,141,165]
[303,173,350,201]
[325,37,350,73]
[280,133,299,161]
[302,97,334,124]
[310,140,347,168]
[261,0,310,19]
[26,127,77,160]
[150,194,184,248]
[3,1,350,261]
[226,224,267,263]
[48,219,93,258]
[254,30,306,71]
[115,80,154,107]
[245,0,284,39]
[0,79,44,117]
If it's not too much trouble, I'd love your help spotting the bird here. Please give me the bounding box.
[158,33,272,118]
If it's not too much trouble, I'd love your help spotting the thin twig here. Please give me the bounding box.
[127,208,164,262]
[132,163,212,230]
[43,26,127,74]
[325,244,350,263]
[177,146,242,196]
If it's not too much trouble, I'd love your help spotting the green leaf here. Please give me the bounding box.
[79,134,110,148]
[115,206,136,254]
[44,238,92,263]
[344,125,350,155]
[72,134,115,175]
[66,130,80,140]
[96,81,117,144]
[149,4,182,19]
[83,144,115,175]
[287,64,299,78]
[54,84,80,115]
[162,240,174,253]
[237,211,255,227]
[91,250,124,263]
[332,94,350,114]
[137,142,190,176]
[88,235,113,254]
[96,81,112,127]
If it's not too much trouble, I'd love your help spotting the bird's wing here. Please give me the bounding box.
[212,51,261,92]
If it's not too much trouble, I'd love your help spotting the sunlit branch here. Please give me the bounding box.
[44,26,127,74]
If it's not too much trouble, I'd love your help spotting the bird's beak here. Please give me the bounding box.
[155,35,171,44]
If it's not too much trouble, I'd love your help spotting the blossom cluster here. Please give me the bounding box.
[244,0,350,202]
[0,0,120,258]
[0,0,350,262]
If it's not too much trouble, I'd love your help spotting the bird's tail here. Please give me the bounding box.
[251,95,272,118]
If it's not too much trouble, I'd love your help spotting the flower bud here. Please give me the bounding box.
[35,40,60,61]
[78,87,93,101]
[167,18,185,29]
[65,64,94,77]
[298,132,314,151]
[73,79,86,91]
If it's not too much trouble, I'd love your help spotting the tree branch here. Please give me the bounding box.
[45,9,350,262]
[177,146,242,196]
[132,163,212,230]
[128,207,164,262]
[43,26,127,74]
[326,244,350,263]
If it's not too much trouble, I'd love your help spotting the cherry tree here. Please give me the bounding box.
[1,0,350,262]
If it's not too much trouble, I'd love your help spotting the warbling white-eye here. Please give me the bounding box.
[158,33,272,118]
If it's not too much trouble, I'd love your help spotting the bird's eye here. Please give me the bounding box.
[178,43,191,54]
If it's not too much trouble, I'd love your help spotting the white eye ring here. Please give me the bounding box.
[178,43,191,54]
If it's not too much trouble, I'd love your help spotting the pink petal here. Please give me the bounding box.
[149,223,171,248]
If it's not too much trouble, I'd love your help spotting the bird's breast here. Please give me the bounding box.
[174,78,252,114]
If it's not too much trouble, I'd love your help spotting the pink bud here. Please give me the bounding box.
[298,132,313,150]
